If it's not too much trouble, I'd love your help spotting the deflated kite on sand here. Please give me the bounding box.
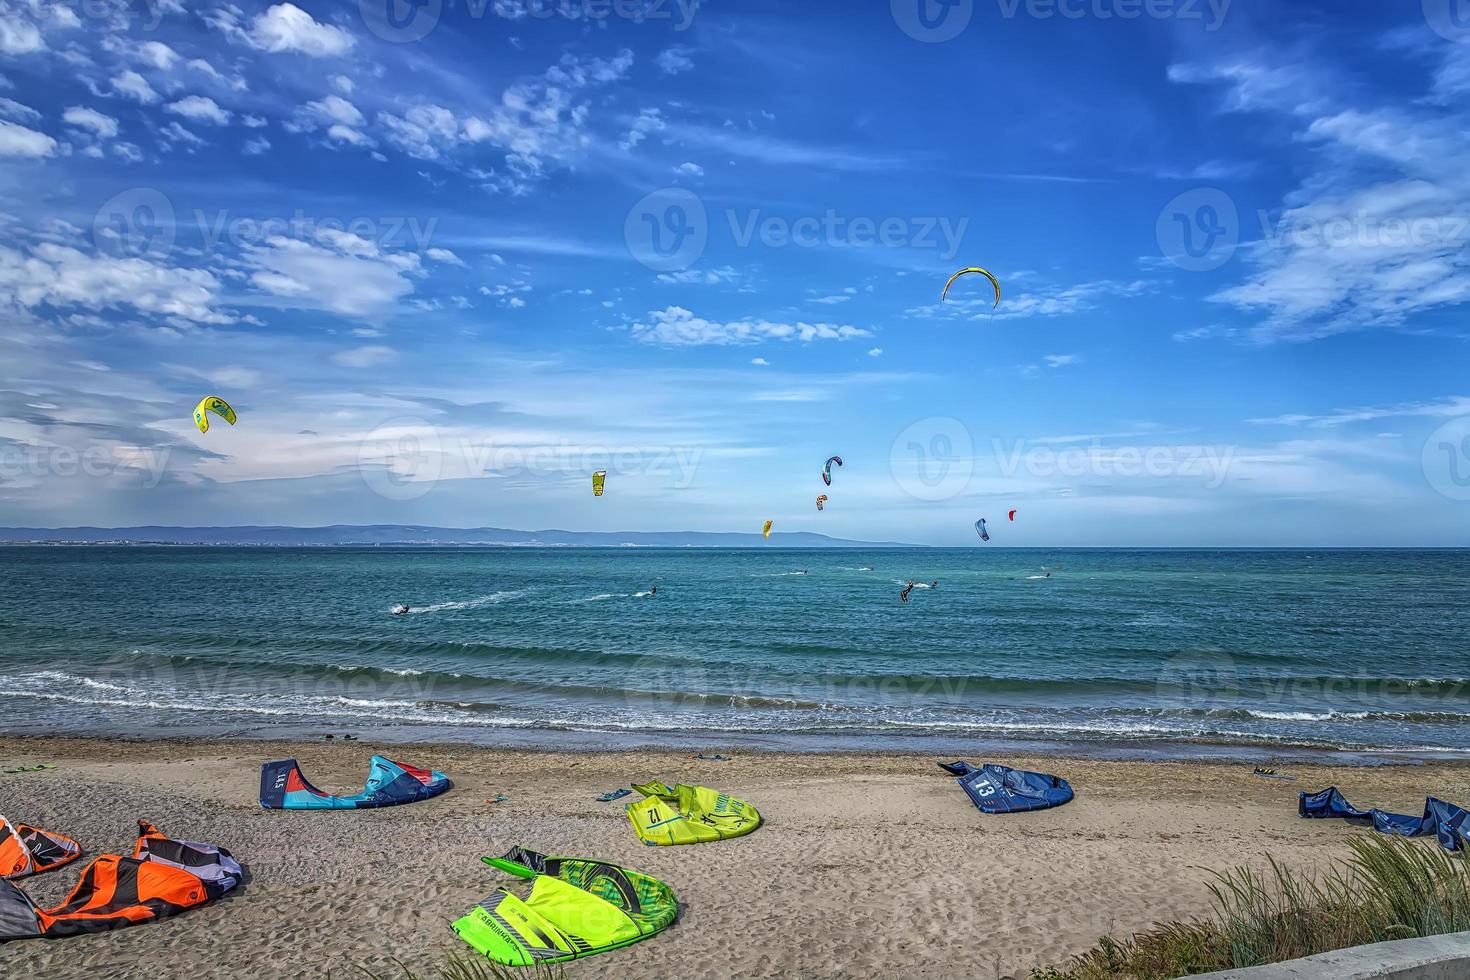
[259,755,450,809]
[626,781,762,846]
[939,760,1074,813]
[1300,787,1470,852]
[0,817,80,880]
[453,846,677,966]
[0,820,240,942]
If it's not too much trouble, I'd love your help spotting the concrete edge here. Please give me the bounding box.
[1193,930,1470,979]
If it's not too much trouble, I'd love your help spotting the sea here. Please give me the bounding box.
[2,546,1468,761]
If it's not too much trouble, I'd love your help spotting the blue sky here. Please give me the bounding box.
[0,0,1467,545]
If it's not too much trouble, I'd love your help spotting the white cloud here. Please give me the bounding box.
[750,357,769,365]
[631,306,872,346]
[330,74,353,95]
[0,96,38,122]
[619,107,664,151]
[63,105,119,139]
[0,9,43,55]
[167,96,231,125]
[304,94,363,127]
[246,3,354,57]
[1248,396,1470,428]
[655,46,694,75]
[110,70,159,105]
[0,119,55,157]
[656,265,739,286]
[112,141,143,163]
[675,161,703,177]
[331,345,395,368]
[1044,353,1081,368]
[0,241,231,323]
[244,230,423,320]
[425,247,465,266]
[159,121,204,150]
[868,347,883,357]
[243,136,270,155]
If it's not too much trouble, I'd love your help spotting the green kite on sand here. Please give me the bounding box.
[452,847,677,965]
[626,781,761,846]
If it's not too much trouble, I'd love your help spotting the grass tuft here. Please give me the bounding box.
[1032,835,1470,980]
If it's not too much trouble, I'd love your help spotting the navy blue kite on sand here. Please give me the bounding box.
[1300,787,1470,852]
[938,761,1073,814]
[260,755,450,810]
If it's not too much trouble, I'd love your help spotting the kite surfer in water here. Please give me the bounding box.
[900,581,916,603]
[391,603,410,616]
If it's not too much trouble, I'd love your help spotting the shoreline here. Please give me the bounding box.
[5,735,1470,978]
[2,727,1465,767]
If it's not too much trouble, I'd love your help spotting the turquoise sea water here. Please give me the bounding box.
[2,547,1468,758]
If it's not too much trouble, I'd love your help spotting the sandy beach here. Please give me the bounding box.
[2,737,1469,980]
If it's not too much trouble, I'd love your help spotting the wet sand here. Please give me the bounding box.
[3,736,1468,980]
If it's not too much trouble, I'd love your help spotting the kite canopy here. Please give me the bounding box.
[940,267,1001,308]
[975,518,990,542]
[0,817,80,880]
[259,755,450,809]
[626,782,762,846]
[815,494,828,511]
[592,471,606,497]
[761,520,773,539]
[452,846,677,966]
[0,820,240,942]
[822,455,843,487]
[192,396,236,435]
[1008,509,1017,522]
[939,761,1074,814]
[1300,788,1470,852]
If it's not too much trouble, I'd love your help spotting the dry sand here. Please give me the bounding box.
[3,736,1469,980]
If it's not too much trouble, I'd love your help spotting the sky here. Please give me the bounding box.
[0,0,1468,546]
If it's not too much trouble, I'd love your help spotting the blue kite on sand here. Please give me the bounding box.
[1299,787,1470,852]
[938,761,1074,814]
[260,755,451,809]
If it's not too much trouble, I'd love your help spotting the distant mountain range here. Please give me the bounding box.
[0,525,917,548]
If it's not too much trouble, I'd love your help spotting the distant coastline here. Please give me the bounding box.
[0,524,917,548]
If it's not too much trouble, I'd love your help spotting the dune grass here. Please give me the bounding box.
[1031,835,1470,980]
